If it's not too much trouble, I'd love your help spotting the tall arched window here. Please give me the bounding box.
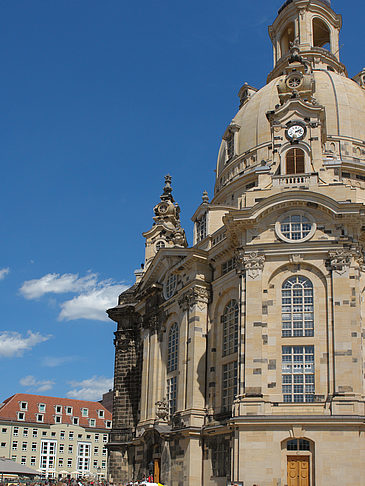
[167,323,179,373]
[221,300,239,414]
[282,276,314,337]
[167,323,179,416]
[286,148,305,174]
[222,300,239,357]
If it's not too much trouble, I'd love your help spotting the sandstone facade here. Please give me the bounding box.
[108,1,365,485]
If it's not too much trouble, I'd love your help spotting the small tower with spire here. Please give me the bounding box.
[142,175,187,269]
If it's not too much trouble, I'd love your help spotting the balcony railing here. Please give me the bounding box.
[272,173,318,187]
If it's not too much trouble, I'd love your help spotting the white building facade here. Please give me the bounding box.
[0,394,111,479]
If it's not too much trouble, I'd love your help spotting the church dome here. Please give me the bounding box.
[213,0,365,202]
[216,71,365,182]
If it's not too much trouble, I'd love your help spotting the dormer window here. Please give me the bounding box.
[55,405,62,414]
[17,412,25,421]
[66,406,73,415]
[89,419,96,427]
[38,403,46,413]
[72,417,79,426]
[105,420,112,428]
[36,414,44,423]
[20,402,28,411]
[81,408,88,417]
[98,410,104,419]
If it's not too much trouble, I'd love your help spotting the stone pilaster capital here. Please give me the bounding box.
[178,286,211,311]
[235,248,265,279]
[327,248,353,273]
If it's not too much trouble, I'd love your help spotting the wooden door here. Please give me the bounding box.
[287,456,309,486]
[153,458,160,484]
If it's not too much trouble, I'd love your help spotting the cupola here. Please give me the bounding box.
[268,0,345,81]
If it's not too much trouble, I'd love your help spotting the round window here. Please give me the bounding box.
[287,75,302,89]
[156,240,165,251]
[164,273,177,300]
[275,212,316,243]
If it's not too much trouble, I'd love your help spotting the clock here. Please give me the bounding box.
[285,122,306,141]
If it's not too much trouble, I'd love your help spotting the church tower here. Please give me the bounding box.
[108,1,365,485]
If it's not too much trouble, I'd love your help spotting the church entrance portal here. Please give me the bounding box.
[287,456,310,486]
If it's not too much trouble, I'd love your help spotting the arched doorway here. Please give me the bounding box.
[282,438,314,486]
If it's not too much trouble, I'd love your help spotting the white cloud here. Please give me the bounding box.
[20,375,55,392]
[20,271,128,322]
[0,331,50,358]
[66,376,113,401]
[41,356,77,367]
[58,282,128,321]
[0,267,10,280]
[20,272,98,299]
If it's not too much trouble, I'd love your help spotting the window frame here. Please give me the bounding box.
[195,213,207,243]
[221,361,238,413]
[275,210,316,243]
[282,276,314,337]
[282,345,315,403]
[167,323,179,373]
[17,412,25,421]
[38,403,46,413]
[222,300,239,357]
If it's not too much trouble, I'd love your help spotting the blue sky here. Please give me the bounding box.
[0,0,363,402]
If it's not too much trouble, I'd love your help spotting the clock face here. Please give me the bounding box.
[287,124,305,140]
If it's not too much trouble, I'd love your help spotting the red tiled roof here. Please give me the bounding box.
[0,393,112,428]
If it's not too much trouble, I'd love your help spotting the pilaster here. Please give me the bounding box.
[327,248,364,410]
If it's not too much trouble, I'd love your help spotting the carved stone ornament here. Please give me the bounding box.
[178,286,210,310]
[155,398,169,422]
[289,254,303,263]
[353,247,365,272]
[328,249,353,273]
[235,249,265,279]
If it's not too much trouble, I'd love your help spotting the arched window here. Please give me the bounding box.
[279,214,313,241]
[280,22,295,57]
[282,276,314,337]
[156,240,165,251]
[221,300,239,413]
[221,300,239,357]
[167,323,179,416]
[313,18,331,50]
[167,323,179,373]
[287,439,311,451]
[286,148,305,174]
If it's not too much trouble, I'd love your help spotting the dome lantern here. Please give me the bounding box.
[268,0,345,82]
